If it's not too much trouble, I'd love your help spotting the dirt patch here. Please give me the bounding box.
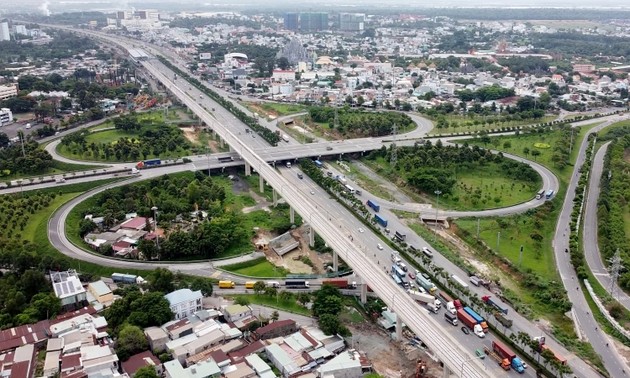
[181,127,200,144]
[348,322,443,378]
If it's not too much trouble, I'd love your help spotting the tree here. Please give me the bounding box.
[502,141,512,150]
[235,296,250,306]
[319,313,342,335]
[117,324,148,361]
[253,281,266,294]
[531,149,541,161]
[134,366,160,378]
[276,57,290,70]
[312,285,343,317]
[190,277,213,296]
[270,310,279,322]
[297,292,310,306]
[150,268,175,293]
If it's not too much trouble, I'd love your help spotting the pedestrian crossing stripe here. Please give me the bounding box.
[211,271,221,278]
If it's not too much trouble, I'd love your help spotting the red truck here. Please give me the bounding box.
[323,278,357,289]
[492,340,525,373]
[456,308,476,329]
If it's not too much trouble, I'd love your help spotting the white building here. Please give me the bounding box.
[222,304,253,323]
[0,22,9,41]
[317,349,364,378]
[164,359,220,378]
[13,24,27,35]
[0,108,12,126]
[50,270,88,310]
[164,288,203,319]
[0,84,17,101]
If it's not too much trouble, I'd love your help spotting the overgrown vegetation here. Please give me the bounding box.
[307,106,414,137]
[0,140,53,177]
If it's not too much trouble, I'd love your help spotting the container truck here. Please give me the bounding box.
[469,275,482,286]
[111,273,138,284]
[366,200,380,212]
[408,290,441,309]
[219,281,235,288]
[484,346,511,371]
[374,214,388,227]
[491,340,526,373]
[456,309,482,335]
[482,295,509,315]
[463,307,488,333]
[323,278,357,289]
[450,274,469,289]
[494,312,513,328]
[136,159,162,169]
[285,280,310,288]
[416,275,437,295]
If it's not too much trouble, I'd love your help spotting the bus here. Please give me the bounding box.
[344,184,355,194]
[391,274,402,286]
[545,189,555,199]
[392,265,406,279]
[314,160,323,168]
[535,190,545,200]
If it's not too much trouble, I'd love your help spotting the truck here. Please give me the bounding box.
[482,295,509,315]
[136,159,162,169]
[245,281,256,289]
[267,281,280,288]
[494,311,513,328]
[545,189,555,199]
[491,340,526,373]
[456,308,480,333]
[336,175,347,185]
[450,274,469,289]
[286,162,292,168]
[219,280,235,289]
[415,275,437,295]
[408,290,441,309]
[314,160,323,168]
[390,252,402,265]
[463,307,488,333]
[344,184,355,194]
[374,214,388,227]
[394,231,406,241]
[484,346,511,371]
[535,189,545,200]
[366,200,380,212]
[111,273,138,284]
[285,280,310,288]
[130,167,140,175]
[323,278,357,289]
[282,134,290,142]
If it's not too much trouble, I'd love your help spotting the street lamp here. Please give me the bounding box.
[151,206,160,252]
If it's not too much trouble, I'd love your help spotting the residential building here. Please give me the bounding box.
[50,270,88,311]
[87,280,113,305]
[300,12,328,32]
[573,64,596,74]
[0,22,9,41]
[145,326,169,353]
[284,13,299,31]
[0,108,12,126]
[245,353,275,378]
[265,343,300,377]
[0,84,17,101]
[164,288,203,319]
[317,349,372,378]
[164,359,221,378]
[339,13,365,32]
[13,24,27,35]
[222,304,253,323]
[122,350,162,377]
[119,216,150,232]
[224,361,256,378]
[252,319,297,340]
[272,70,296,82]
[0,344,36,378]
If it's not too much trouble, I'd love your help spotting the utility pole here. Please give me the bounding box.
[476,218,480,239]
[390,124,398,166]
[496,231,501,251]
[518,245,524,267]
[608,249,623,299]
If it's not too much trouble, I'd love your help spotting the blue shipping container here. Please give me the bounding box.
[144,159,162,166]
[367,200,380,212]
[463,307,484,324]
[374,214,388,227]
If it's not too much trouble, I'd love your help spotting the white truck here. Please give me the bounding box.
[408,290,442,310]
[282,134,290,142]
[130,167,140,175]
[445,301,457,315]
[473,324,485,338]
[390,252,402,265]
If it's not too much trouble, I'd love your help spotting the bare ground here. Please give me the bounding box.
[348,322,443,378]
[181,127,221,153]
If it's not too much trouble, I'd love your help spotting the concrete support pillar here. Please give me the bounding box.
[220,137,225,148]
[309,226,315,247]
[259,175,264,193]
[290,207,295,224]
[360,284,367,304]
[245,163,251,176]
[229,144,234,152]
[333,250,338,272]
[273,189,278,207]
[442,365,451,378]
[395,315,403,341]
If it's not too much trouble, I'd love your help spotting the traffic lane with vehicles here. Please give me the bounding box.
[322,162,598,377]
[280,167,530,377]
[553,115,630,378]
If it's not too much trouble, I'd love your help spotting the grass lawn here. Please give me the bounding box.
[259,103,307,116]
[231,294,311,316]
[428,115,556,135]
[339,161,397,202]
[222,257,287,278]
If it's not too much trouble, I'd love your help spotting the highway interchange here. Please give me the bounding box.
[10,25,630,377]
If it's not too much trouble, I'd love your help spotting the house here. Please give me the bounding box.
[0,344,36,378]
[119,216,150,231]
[164,359,221,378]
[252,320,297,340]
[50,270,88,311]
[224,361,256,378]
[222,304,252,323]
[317,349,372,378]
[145,326,169,353]
[122,350,162,377]
[264,343,300,378]
[87,280,113,305]
[227,340,265,363]
[165,289,203,319]
[245,353,276,378]
[164,319,195,340]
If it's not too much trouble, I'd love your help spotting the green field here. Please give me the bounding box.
[222,257,287,278]
[259,103,307,116]
[231,294,311,316]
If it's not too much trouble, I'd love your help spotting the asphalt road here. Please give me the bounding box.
[584,142,630,309]
[552,114,630,378]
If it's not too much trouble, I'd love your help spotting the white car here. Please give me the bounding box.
[358,227,365,233]
[377,243,384,250]
[310,190,315,195]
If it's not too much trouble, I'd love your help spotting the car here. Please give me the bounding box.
[384,228,391,234]
[326,146,333,151]
[358,227,365,233]
[475,349,485,360]
[408,272,416,280]
[377,243,384,250]
[297,173,303,179]
[461,327,470,335]
[310,190,315,195]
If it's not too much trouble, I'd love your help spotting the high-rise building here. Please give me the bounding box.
[0,84,17,101]
[284,13,299,31]
[300,12,328,32]
[339,13,365,32]
[0,108,13,127]
[0,22,10,41]
[13,24,27,35]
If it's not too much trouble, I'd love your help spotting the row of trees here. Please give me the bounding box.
[308,106,414,137]
[0,192,55,241]
[456,85,515,102]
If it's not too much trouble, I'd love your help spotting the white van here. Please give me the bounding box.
[422,247,434,258]
[286,162,292,168]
